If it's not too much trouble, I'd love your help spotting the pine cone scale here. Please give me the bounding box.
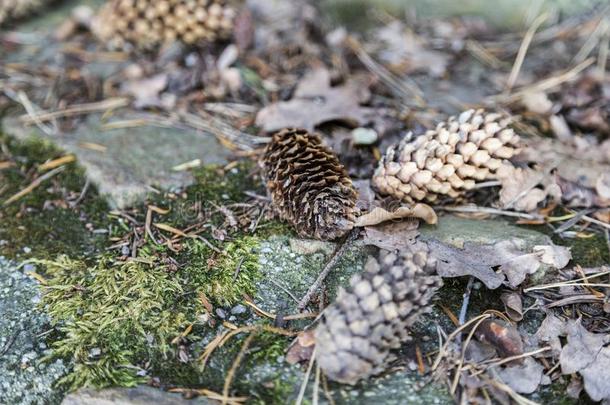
[261,128,357,240]
[315,249,441,384]
[373,109,522,203]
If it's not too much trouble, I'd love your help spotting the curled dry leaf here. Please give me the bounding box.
[354,204,438,227]
[500,291,523,322]
[255,67,377,133]
[286,330,315,365]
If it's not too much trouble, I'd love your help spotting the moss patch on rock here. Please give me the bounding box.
[0,134,108,260]
[32,233,262,391]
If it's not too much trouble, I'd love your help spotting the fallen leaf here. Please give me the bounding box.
[560,319,610,403]
[122,73,168,109]
[424,237,566,289]
[255,67,377,132]
[496,357,547,394]
[533,244,571,268]
[496,164,555,212]
[354,204,437,227]
[515,137,610,208]
[286,330,315,364]
[361,220,419,250]
[372,21,449,78]
[500,292,523,322]
[521,90,553,115]
[559,73,610,136]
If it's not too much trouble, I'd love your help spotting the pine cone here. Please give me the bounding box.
[373,109,522,203]
[92,0,237,51]
[261,128,357,240]
[314,248,441,384]
[0,0,51,25]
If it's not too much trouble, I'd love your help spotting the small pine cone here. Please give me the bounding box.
[0,0,51,25]
[314,248,441,384]
[373,109,522,203]
[261,128,357,240]
[91,0,237,51]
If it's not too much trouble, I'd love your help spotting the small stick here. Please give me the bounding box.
[3,166,65,206]
[506,13,548,91]
[222,331,257,405]
[436,205,543,220]
[295,346,317,405]
[297,229,359,311]
[458,277,475,326]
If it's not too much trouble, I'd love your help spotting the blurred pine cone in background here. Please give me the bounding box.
[315,248,441,384]
[261,128,358,241]
[373,109,522,204]
[0,0,52,25]
[91,0,237,51]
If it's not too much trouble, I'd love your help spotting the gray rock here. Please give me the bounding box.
[61,386,209,405]
[0,256,67,405]
[3,114,229,208]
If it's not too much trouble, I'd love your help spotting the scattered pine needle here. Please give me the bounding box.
[38,155,75,172]
[78,142,108,152]
[222,331,257,405]
[3,166,66,206]
[439,304,460,327]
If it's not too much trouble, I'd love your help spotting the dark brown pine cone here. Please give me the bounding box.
[373,109,522,204]
[260,128,358,240]
[314,248,441,384]
[92,0,237,51]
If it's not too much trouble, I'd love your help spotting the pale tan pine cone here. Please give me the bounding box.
[314,248,441,384]
[0,0,52,25]
[260,128,357,241]
[373,109,522,204]
[91,0,237,51]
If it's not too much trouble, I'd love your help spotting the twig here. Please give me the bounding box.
[269,278,300,304]
[471,346,551,376]
[553,208,596,234]
[344,36,425,108]
[222,331,257,405]
[19,97,130,124]
[3,166,65,206]
[597,23,609,78]
[582,215,610,231]
[70,178,90,208]
[506,13,548,91]
[489,58,595,104]
[295,346,317,405]
[432,313,491,371]
[457,276,475,340]
[313,365,321,405]
[297,229,359,311]
[15,91,55,135]
[435,205,542,220]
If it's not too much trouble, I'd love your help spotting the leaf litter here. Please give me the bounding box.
[2,0,610,404]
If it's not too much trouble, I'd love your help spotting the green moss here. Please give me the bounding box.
[0,135,108,259]
[31,232,262,390]
[181,236,262,307]
[559,233,609,267]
